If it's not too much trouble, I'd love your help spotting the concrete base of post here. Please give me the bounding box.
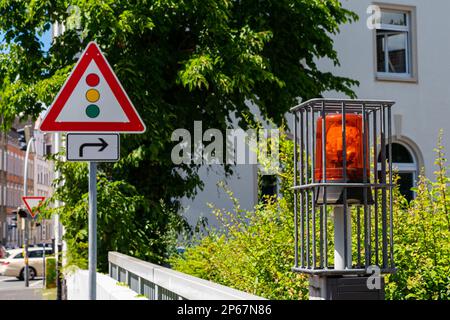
[308,275,385,300]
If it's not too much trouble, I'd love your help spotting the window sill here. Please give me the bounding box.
[375,74,418,83]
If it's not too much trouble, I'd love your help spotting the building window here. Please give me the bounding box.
[375,6,416,81]
[259,175,277,203]
[45,144,52,156]
[378,142,417,201]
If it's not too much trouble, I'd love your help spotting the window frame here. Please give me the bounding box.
[259,174,278,202]
[373,3,418,83]
[377,141,418,200]
[28,250,43,258]
[13,252,24,259]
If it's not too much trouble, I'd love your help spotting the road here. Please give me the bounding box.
[0,276,43,300]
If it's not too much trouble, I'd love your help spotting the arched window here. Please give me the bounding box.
[378,142,417,201]
[259,175,277,203]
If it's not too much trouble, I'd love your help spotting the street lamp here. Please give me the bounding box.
[17,125,35,287]
[291,99,396,300]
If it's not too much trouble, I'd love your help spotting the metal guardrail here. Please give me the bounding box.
[108,252,265,300]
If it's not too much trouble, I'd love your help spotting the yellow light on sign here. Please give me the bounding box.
[86,89,100,103]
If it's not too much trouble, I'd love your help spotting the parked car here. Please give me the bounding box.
[0,247,53,280]
[32,243,53,249]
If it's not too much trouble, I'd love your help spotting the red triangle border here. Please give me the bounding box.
[22,196,46,219]
[39,42,146,133]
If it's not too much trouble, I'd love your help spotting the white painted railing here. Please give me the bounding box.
[108,251,265,300]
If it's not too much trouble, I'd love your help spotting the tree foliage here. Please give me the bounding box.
[40,157,184,270]
[0,0,358,269]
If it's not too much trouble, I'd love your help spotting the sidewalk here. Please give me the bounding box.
[0,287,43,300]
[0,276,44,300]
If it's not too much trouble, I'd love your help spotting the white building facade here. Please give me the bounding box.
[318,0,450,199]
[32,127,55,244]
[181,0,448,227]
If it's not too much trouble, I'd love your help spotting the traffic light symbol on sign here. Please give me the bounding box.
[39,42,145,133]
[85,73,101,119]
[50,61,130,124]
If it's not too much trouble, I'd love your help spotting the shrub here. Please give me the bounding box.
[45,257,57,289]
[171,131,450,300]
[385,132,450,299]
[171,132,308,299]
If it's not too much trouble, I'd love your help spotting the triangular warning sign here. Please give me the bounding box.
[22,196,46,219]
[39,42,145,133]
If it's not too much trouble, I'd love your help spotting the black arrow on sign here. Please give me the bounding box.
[79,138,108,157]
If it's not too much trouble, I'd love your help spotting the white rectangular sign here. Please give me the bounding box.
[67,133,120,162]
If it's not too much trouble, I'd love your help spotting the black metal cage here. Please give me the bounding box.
[291,99,396,275]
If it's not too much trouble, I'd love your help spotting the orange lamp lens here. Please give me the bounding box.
[315,114,368,182]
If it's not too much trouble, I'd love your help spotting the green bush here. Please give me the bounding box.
[385,132,450,300]
[172,189,308,299]
[171,131,450,300]
[45,257,57,289]
[171,132,308,299]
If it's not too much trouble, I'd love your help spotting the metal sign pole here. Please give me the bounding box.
[54,132,61,300]
[88,161,97,300]
[24,220,29,286]
[39,41,145,300]
[23,138,35,287]
[43,238,46,288]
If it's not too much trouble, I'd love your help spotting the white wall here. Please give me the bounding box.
[181,164,257,228]
[66,269,147,300]
[180,105,266,228]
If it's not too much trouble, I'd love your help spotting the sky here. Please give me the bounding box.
[0,25,53,53]
[0,27,52,115]
[40,26,53,51]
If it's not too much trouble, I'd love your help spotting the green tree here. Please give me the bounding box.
[0,0,358,269]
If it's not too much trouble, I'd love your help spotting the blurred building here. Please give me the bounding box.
[0,118,55,248]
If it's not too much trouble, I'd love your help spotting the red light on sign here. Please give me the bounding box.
[315,114,368,182]
[86,73,100,86]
